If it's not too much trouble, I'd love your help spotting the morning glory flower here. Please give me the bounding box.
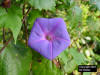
[28,18,70,60]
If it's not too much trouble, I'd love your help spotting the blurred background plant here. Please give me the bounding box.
[0,0,100,75]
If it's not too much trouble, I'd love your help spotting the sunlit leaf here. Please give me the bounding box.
[83,72,91,75]
[90,0,100,10]
[69,48,87,65]
[29,0,56,10]
[58,49,76,73]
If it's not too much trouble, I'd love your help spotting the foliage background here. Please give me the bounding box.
[0,0,100,75]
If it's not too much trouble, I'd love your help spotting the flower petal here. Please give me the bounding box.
[28,20,45,43]
[29,39,52,60]
[52,38,70,59]
[37,18,61,34]
[52,18,70,41]
[49,18,63,34]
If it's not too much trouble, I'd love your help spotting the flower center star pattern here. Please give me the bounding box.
[28,18,70,60]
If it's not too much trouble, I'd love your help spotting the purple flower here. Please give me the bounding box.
[28,18,70,60]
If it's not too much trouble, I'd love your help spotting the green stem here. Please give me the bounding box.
[0,37,13,54]
[23,4,28,46]
[22,4,32,46]
[3,27,6,44]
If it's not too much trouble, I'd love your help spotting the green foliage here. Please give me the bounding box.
[28,10,41,29]
[69,48,87,65]
[57,50,76,73]
[90,0,100,10]
[0,0,100,75]
[32,54,63,75]
[87,16,100,31]
[58,49,76,73]
[67,5,82,29]
[58,48,86,73]
[0,5,22,43]
[83,72,91,75]
[29,0,56,10]
[0,42,32,75]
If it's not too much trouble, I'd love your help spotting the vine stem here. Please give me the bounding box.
[22,7,32,23]
[0,4,32,54]
[22,4,32,46]
[3,27,6,44]
[0,37,13,54]
[52,59,61,68]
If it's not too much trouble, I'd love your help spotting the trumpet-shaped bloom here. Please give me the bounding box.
[28,18,70,60]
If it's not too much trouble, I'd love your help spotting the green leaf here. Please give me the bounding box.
[0,7,7,26]
[94,54,100,61]
[0,6,22,43]
[57,48,87,73]
[90,0,100,10]
[0,7,7,17]
[31,50,64,75]
[58,49,69,63]
[87,16,100,31]
[58,49,77,73]
[28,10,41,29]
[64,59,77,73]
[0,41,32,75]
[83,72,91,75]
[67,5,82,29]
[29,0,56,10]
[69,48,87,65]
[0,55,2,75]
